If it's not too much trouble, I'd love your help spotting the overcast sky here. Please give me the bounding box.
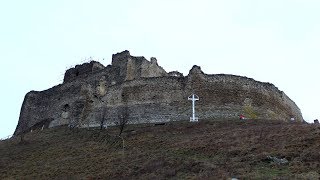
[1,0,319,138]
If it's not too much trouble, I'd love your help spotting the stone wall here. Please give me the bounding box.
[110,50,167,82]
[14,50,304,135]
[63,61,105,83]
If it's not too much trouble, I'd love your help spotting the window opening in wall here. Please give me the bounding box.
[63,104,70,111]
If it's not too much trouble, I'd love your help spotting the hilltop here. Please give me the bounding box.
[2,119,320,179]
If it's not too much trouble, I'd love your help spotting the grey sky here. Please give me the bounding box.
[1,0,319,138]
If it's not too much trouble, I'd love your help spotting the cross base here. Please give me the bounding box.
[190,117,199,122]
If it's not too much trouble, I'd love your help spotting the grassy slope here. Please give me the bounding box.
[1,119,320,179]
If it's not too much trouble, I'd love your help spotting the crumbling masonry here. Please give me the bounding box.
[14,50,303,135]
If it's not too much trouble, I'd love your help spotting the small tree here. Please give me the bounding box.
[20,132,25,143]
[116,107,129,159]
[117,107,129,136]
[18,120,29,144]
[100,107,107,130]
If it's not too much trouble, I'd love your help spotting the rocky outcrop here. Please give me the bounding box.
[14,50,303,135]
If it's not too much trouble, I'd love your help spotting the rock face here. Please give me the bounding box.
[14,50,303,135]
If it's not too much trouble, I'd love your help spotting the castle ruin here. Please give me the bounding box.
[14,50,303,135]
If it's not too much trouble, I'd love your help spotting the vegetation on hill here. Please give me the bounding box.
[1,119,320,179]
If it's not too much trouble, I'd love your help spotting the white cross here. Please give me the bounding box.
[188,94,199,122]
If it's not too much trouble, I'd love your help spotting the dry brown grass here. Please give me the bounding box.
[1,119,320,179]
